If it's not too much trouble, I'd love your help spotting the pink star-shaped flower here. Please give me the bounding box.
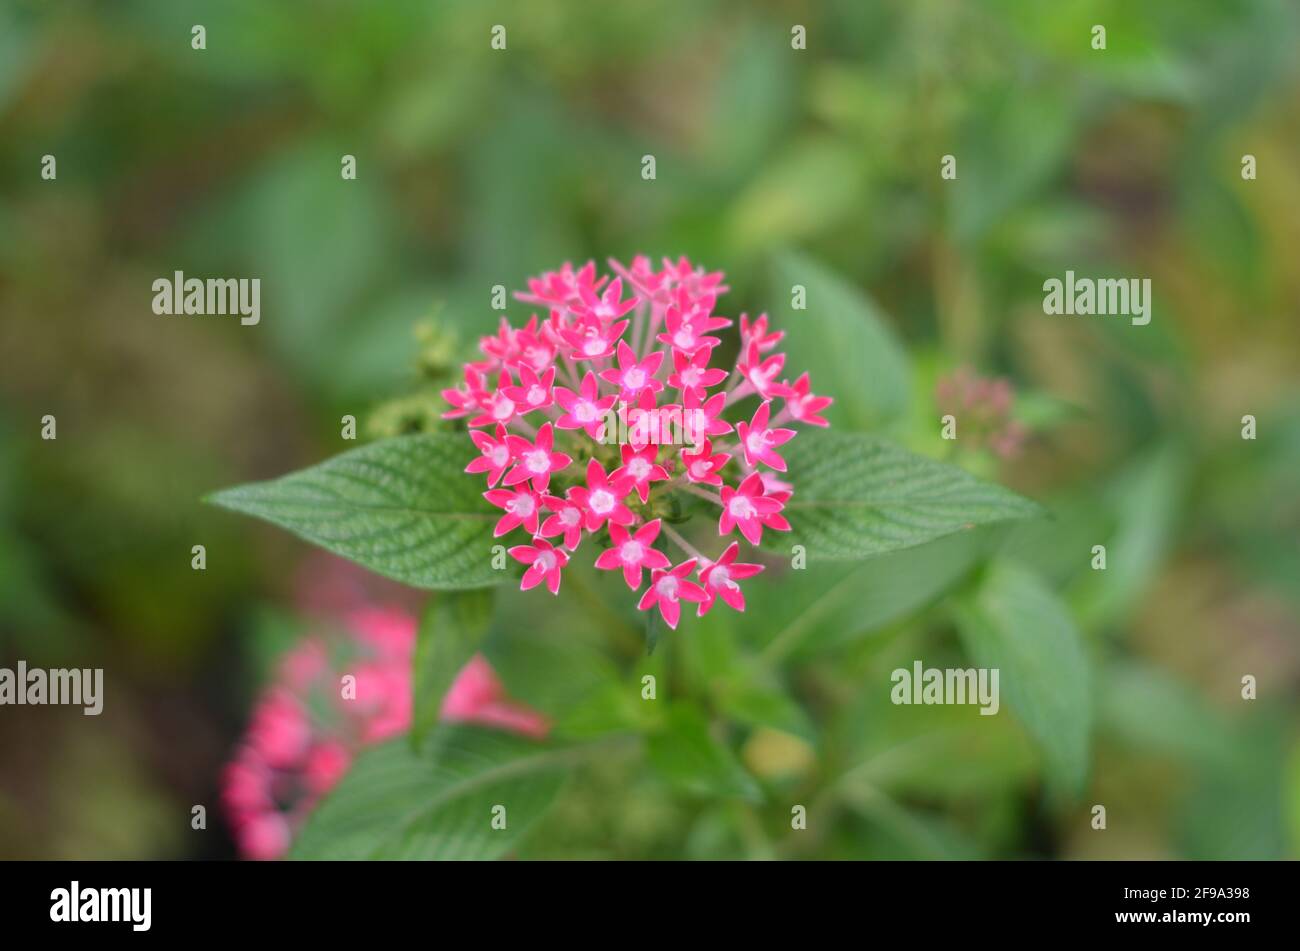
[469,369,520,427]
[718,472,788,545]
[574,276,637,323]
[637,559,708,630]
[737,343,794,400]
[612,443,670,503]
[479,316,521,365]
[539,493,586,550]
[440,366,486,420]
[739,312,785,353]
[561,316,629,362]
[660,257,726,297]
[759,471,793,495]
[679,438,730,487]
[508,537,569,594]
[667,347,727,401]
[567,459,635,531]
[624,389,666,449]
[656,304,728,356]
[782,372,833,427]
[600,341,664,400]
[696,542,764,616]
[523,261,596,307]
[501,365,556,414]
[594,519,671,589]
[502,423,572,492]
[554,371,617,440]
[682,389,733,442]
[465,424,513,487]
[484,485,542,536]
[735,401,797,472]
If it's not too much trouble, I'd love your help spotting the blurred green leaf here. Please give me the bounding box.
[728,142,865,252]
[716,676,816,745]
[647,704,762,803]
[768,251,910,431]
[412,589,494,743]
[1069,445,1184,630]
[840,785,981,860]
[950,83,1077,242]
[756,528,992,662]
[1097,662,1238,769]
[955,560,1092,795]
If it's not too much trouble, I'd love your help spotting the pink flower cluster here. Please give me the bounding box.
[221,607,547,860]
[444,257,832,629]
[935,367,1026,459]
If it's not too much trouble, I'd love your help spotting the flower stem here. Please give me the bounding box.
[660,522,703,561]
[680,484,723,505]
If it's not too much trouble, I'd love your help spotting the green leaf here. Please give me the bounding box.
[728,142,867,252]
[647,704,762,803]
[757,528,993,663]
[207,433,501,590]
[769,251,910,431]
[716,677,816,745]
[1069,445,1184,630]
[1097,662,1238,770]
[768,430,1043,561]
[412,590,495,744]
[290,726,591,860]
[954,560,1091,795]
[950,82,1078,242]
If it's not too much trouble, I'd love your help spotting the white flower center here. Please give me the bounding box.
[624,368,646,390]
[509,494,535,517]
[536,551,556,573]
[560,507,581,526]
[492,396,516,420]
[681,367,700,386]
[690,460,712,479]
[627,457,651,480]
[527,385,546,405]
[490,446,509,466]
[709,565,735,590]
[589,489,615,514]
[673,328,695,349]
[525,449,550,473]
[746,431,769,455]
[583,337,606,356]
[656,575,679,599]
[575,402,597,423]
[620,541,644,563]
[729,495,756,520]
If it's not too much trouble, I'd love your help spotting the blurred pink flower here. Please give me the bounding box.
[935,367,1027,459]
[441,654,550,739]
[245,690,310,768]
[223,605,548,860]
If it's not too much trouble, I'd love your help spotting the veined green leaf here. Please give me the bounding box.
[768,430,1043,560]
[207,433,500,590]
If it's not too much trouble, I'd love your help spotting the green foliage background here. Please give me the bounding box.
[1,0,1298,859]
